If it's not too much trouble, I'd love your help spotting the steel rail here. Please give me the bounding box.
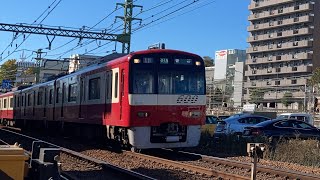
[177,150,320,180]
[0,128,155,180]
[124,151,250,180]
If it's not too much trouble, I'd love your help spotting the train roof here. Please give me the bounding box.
[15,49,202,92]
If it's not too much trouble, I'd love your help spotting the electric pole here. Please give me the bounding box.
[34,49,45,83]
[116,0,142,54]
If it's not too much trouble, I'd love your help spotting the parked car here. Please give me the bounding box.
[277,113,314,125]
[218,115,230,120]
[243,119,320,141]
[214,114,270,137]
[201,115,220,136]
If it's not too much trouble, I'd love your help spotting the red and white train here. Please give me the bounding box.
[0,49,206,150]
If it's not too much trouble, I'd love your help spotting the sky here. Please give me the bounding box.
[0,0,250,63]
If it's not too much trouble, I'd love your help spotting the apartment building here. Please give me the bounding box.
[245,0,320,109]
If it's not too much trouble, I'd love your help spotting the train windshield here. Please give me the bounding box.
[130,54,205,95]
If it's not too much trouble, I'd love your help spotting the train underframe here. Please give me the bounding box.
[1,118,201,152]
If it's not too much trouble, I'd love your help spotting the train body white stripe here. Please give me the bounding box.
[128,94,206,106]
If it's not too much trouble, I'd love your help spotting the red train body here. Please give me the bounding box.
[0,49,206,149]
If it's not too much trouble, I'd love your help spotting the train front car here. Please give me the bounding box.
[127,49,206,149]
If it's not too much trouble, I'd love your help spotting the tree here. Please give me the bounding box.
[310,67,320,86]
[281,92,294,108]
[0,59,17,83]
[25,67,39,75]
[203,56,214,67]
[249,88,265,104]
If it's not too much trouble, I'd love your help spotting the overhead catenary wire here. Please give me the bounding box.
[0,0,60,59]
[1,0,63,62]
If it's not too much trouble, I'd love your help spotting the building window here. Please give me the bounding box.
[275,81,280,85]
[278,7,283,13]
[89,78,101,100]
[294,5,300,10]
[293,41,298,46]
[276,55,281,60]
[292,67,298,71]
[277,32,282,37]
[294,17,299,22]
[251,82,256,86]
[68,84,77,102]
[277,43,282,48]
[293,29,299,34]
[267,81,271,85]
[276,68,281,72]
[292,80,297,84]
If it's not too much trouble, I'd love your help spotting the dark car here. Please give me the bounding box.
[243,119,320,141]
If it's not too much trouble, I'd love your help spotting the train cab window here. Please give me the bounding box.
[10,97,13,108]
[3,99,7,108]
[68,84,77,102]
[49,89,53,104]
[37,91,43,105]
[89,78,101,100]
[133,70,154,94]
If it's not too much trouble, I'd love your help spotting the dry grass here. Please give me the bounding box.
[264,139,320,167]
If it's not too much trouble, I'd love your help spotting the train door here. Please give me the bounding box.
[104,71,112,120]
[112,68,120,120]
[43,88,47,118]
[120,69,125,120]
[79,77,86,119]
[61,83,66,117]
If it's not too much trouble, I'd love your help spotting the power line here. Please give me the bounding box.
[1,0,63,62]
[0,0,60,58]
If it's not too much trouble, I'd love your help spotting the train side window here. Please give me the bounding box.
[9,97,13,108]
[21,96,24,107]
[68,84,77,102]
[4,99,7,108]
[114,72,118,98]
[49,89,53,104]
[28,94,32,106]
[0,99,2,109]
[89,78,101,100]
[56,88,60,103]
[37,91,43,105]
[106,72,113,99]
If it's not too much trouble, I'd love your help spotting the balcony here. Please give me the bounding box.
[248,15,314,32]
[263,91,305,100]
[249,0,295,10]
[248,3,314,21]
[245,66,312,77]
[247,40,313,54]
[247,27,313,42]
[246,53,313,65]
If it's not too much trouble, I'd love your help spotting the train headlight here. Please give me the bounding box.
[137,112,149,118]
[134,58,141,63]
[195,61,201,66]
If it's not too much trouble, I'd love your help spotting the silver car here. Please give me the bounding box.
[214,114,270,136]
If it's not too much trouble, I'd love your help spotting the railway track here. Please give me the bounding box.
[0,128,154,180]
[0,127,252,179]
[123,151,250,180]
[151,149,320,180]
